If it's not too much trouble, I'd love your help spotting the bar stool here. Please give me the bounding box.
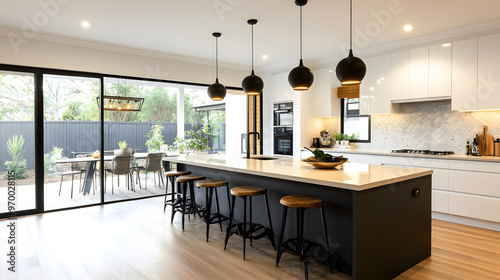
[224,186,275,259]
[276,195,333,280]
[172,174,206,230]
[195,179,231,242]
[164,170,191,211]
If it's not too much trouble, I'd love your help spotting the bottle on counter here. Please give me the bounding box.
[466,139,471,155]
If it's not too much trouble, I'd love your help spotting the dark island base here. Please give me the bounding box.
[173,163,431,280]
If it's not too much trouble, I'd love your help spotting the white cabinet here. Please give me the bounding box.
[310,67,340,117]
[362,54,393,115]
[270,72,294,103]
[478,33,500,110]
[429,44,452,97]
[409,47,429,99]
[451,38,478,110]
[391,51,410,100]
[449,192,500,223]
[432,190,449,213]
[449,170,500,198]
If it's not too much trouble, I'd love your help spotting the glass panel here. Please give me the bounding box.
[43,74,101,210]
[0,71,36,215]
[103,78,179,202]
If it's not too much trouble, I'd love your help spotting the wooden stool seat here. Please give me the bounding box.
[177,174,206,182]
[165,170,191,177]
[196,179,228,188]
[280,195,323,208]
[230,186,266,197]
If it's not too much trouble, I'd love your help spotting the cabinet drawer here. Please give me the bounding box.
[449,170,500,198]
[432,190,449,213]
[449,160,500,173]
[380,156,448,169]
[432,169,449,190]
[449,192,500,223]
[358,155,381,165]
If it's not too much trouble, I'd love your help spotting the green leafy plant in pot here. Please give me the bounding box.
[145,124,164,152]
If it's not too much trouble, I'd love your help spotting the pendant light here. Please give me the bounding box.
[336,0,366,85]
[242,19,264,95]
[288,0,314,91]
[208,32,227,101]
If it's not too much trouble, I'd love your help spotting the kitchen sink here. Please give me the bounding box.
[244,156,279,160]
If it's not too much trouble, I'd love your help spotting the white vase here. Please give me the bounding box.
[114,149,124,156]
[123,147,133,155]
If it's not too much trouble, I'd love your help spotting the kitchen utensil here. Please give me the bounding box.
[311,138,320,148]
[320,130,329,137]
[495,139,500,157]
[319,137,332,147]
[486,133,495,156]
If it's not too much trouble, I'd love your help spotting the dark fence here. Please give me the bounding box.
[0,121,225,172]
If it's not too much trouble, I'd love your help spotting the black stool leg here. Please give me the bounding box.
[320,203,333,273]
[181,182,188,230]
[264,192,276,248]
[171,180,180,223]
[205,187,213,242]
[298,208,305,260]
[249,196,253,247]
[276,205,288,267]
[243,196,247,260]
[164,176,171,211]
[214,188,223,232]
[224,195,237,250]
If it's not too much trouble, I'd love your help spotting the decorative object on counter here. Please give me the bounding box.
[303,147,348,169]
[207,32,227,101]
[288,0,314,91]
[335,0,366,85]
[474,125,494,156]
[334,133,344,146]
[471,139,480,156]
[242,19,264,96]
[319,130,332,147]
[311,137,320,148]
[495,139,500,157]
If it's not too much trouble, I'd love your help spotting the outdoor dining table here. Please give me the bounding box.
[55,153,150,195]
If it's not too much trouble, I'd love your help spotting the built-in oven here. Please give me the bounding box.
[274,127,293,156]
[273,102,293,127]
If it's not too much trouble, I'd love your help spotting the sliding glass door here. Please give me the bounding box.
[0,71,37,216]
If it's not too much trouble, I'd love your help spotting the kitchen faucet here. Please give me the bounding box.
[247,132,260,159]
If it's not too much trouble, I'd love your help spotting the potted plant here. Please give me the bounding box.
[334,133,344,146]
[4,135,28,179]
[115,140,134,156]
[145,124,165,152]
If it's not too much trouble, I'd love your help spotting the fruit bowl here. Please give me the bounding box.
[302,158,348,169]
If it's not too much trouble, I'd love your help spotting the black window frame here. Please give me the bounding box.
[340,98,371,143]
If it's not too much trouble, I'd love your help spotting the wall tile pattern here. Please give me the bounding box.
[353,100,500,154]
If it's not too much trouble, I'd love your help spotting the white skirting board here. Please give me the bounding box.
[432,212,500,232]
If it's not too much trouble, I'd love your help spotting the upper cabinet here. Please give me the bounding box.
[309,67,341,117]
[478,34,500,110]
[392,45,452,102]
[451,38,478,110]
[409,47,429,99]
[360,54,393,115]
[390,51,410,101]
[451,34,500,111]
[270,71,294,103]
[429,44,452,97]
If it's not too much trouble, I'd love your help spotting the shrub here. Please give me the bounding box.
[4,135,28,179]
[145,124,164,152]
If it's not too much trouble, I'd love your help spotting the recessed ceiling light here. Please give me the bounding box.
[403,25,412,32]
[262,54,268,60]
[442,43,452,47]
[81,21,90,28]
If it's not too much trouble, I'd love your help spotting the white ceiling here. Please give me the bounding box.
[2,0,500,71]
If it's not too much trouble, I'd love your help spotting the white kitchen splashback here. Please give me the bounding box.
[353,100,500,154]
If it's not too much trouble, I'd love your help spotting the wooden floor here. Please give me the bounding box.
[0,197,499,280]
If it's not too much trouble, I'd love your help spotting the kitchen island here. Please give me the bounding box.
[164,154,432,280]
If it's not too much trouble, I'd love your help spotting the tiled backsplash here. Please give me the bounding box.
[324,100,500,154]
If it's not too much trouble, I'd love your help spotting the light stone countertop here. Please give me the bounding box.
[303,147,500,163]
[164,154,432,192]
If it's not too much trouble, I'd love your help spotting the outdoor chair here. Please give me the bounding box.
[134,152,165,189]
[58,155,86,199]
[104,155,134,194]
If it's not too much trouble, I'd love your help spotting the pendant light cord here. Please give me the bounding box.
[215,37,219,79]
[349,0,353,50]
[251,24,254,71]
[300,5,303,60]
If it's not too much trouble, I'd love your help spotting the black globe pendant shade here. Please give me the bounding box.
[208,78,226,101]
[242,19,264,95]
[208,32,226,101]
[289,0,313,91]
[289,59,314,90]
[336,0,366,85]
[242,70,264,95]
[336,49,366,85]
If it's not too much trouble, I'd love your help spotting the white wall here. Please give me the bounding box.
[0,33,247,87]
[224,90,247,156]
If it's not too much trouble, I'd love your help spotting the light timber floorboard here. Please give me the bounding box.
[1,197,499,280]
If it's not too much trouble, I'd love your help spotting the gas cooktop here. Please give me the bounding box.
[391,149,455,156]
